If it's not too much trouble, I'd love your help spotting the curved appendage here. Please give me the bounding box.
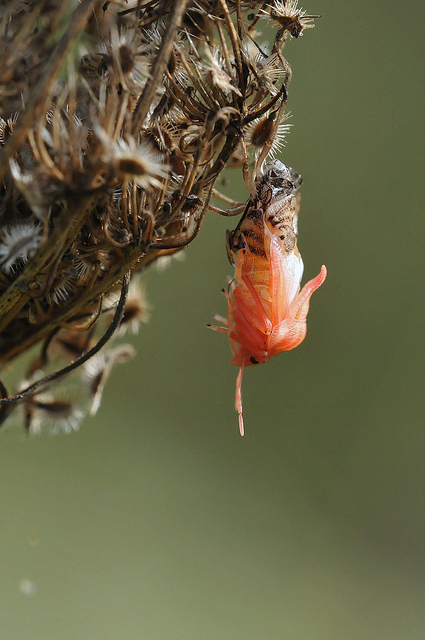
[290,265,327,324]
[273,264,327,352]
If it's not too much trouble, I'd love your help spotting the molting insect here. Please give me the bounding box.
[209,160,327,436]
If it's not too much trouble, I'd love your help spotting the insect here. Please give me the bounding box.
[209,160,327,436]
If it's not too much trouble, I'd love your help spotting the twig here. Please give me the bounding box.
[132,0,190,135]
[0,272,130,406]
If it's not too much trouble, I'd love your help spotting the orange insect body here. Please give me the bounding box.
[212,160,326,436]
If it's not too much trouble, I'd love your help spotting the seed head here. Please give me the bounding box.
[262,0,318,37]
[0,222,42,273]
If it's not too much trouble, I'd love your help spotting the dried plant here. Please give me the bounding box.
[0,0,318,434]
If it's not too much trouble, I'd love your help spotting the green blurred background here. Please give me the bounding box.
[2,1,425,638]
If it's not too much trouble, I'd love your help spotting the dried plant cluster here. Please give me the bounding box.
[0,0,317,434]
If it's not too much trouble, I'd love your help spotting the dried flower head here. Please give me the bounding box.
[97,26,149,92]
[246,110,292,158]
[26,396,85,435]
[204,47,242,97]
[83,344,136,416]
[245,49,285,95]
[261,0,318,37]
[21,381,85,435]
[0,0,320,434]
[0,222,42,273]
[97,128,169,190]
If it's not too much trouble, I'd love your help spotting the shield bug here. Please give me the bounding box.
[209,160,326,435]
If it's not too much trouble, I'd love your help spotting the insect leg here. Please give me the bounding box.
[224,283,267,350]
[211,313,228,325]
[207,310,229,333]
[231,292,269,340]
[207,202,246,217]
[239,271,273,334]
[207,323,228,334]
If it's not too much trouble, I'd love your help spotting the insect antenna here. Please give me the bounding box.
[235,365,245,437]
